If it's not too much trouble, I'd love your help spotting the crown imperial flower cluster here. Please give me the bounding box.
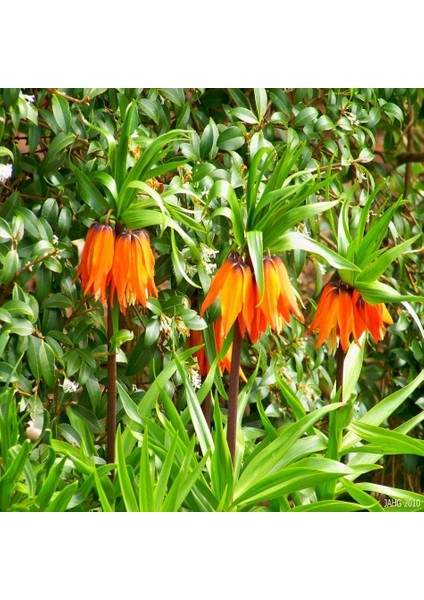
[200,253,304,345]
[308,281,393,353]
[75,222,157,313]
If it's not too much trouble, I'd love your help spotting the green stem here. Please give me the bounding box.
[227,320,242,465]
[106,297,117,476]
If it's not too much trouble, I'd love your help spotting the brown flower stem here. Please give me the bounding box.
[227,320,242,464]
[335,344,346,400]
[106,297,117,476]
[202,391,212,430]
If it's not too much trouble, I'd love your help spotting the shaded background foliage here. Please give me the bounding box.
[0,88,422,511]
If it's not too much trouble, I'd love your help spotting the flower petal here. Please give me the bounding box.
[220,263,244,338]
[200,259,235,316]
[337,290,354,352]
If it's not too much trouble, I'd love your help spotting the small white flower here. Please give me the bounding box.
[25,261,34,272]
[175,317,189,337]
[200,243,219,262]
[159,313,172,338]
[60,378,79,393]
[52,234,59,245]
[205,261,217,275]
[132,384,140,392]
[19,91,36,103]
[189,364,202,390]
[185,264,197,277]
[0,163,13,183]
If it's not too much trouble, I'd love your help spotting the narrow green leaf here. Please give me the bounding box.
[37,457,66,510]
[117,381,143,425]
[271,232,360,272]
[246,147,274,217]
[262,200,339,246]
[247,230,264,299]
[274,367,307,420]
[116,427,139,512]
[235,402,343,499]
[71,165,110,213]
[341,369,424,452]
[139,428,154,512]
[118,129,187,215]
[207,179,245,247]
[211,397,233,508]
[357,234,421,283]
[45,482,79,512]
[290,500,364,512]
[154,433,179,511]
[115,101,138,190]
[349,422,424,456]
[233,457,352,508]
[94,471,114,512]
[355,483,424,511]
[341,477,384,512]
[138,348,197,418]
[174,354,214,461]
[355,280,424,304]
[342,334,365,401]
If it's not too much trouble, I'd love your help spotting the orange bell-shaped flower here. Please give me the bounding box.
[75,222,115,303]
[309,282,393,353]
[258,255,304,335]
[200,257,255,341]
[111,229,158,314]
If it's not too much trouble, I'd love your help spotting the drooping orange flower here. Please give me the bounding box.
[200,254,304,344]
[200,257,255,341]
[111,229,158,314]
[250,281,268,343]
[258,255,304,335]
[75,222,115,303]
[309,282,393,353]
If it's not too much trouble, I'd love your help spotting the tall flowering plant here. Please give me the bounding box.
[198,142,356,462]
[302,183,423,500]
[308,184,423,361]
[72,102,191,465]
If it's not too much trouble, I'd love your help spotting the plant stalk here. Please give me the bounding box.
[106,297,117,474]
[227,320,242,464]
[335,344,346,400]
